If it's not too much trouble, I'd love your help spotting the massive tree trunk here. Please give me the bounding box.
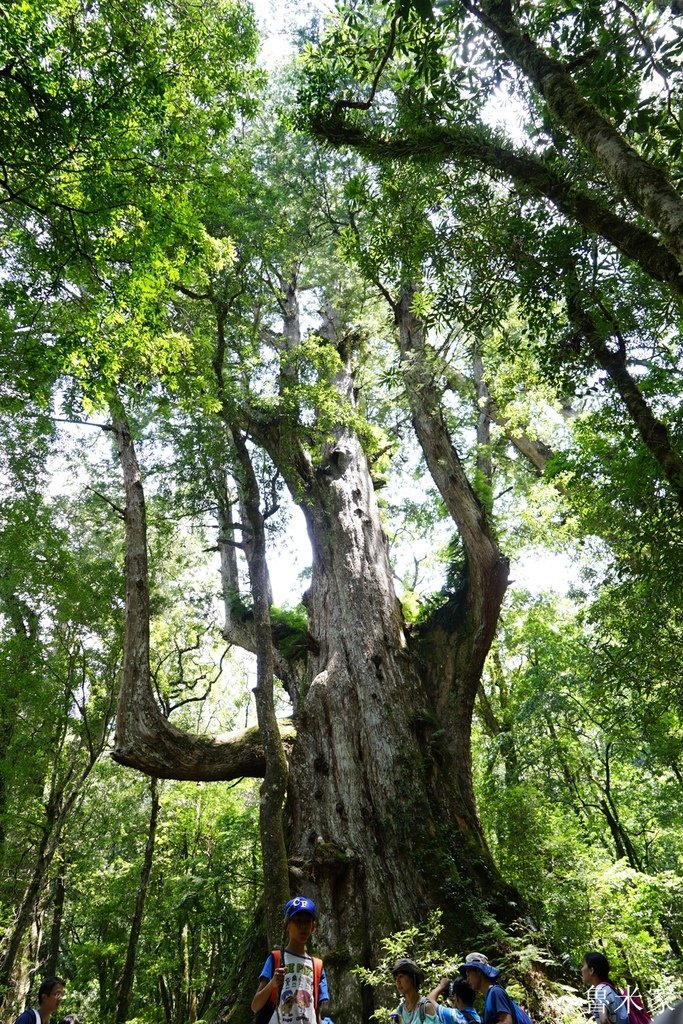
[112,302,519,1021]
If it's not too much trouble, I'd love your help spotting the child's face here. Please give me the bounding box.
[394,972,417,999]
[287,912,316,943]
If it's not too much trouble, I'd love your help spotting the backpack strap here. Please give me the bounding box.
[312,955,323,1009]
[418,998,428,1022]
[269,950,281,1007]
[486,984,518,1024]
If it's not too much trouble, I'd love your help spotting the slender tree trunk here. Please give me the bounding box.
[111,399,267,781]
[0,757,97,1010]
[159,974,173,1024]
[230,428,290,947]
[116,777,160,1024]
[42,866,66,978]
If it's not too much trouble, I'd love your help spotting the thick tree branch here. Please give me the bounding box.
[231,426,290,945]
[565,288,683,506]
[109,396,295,781]
[465,0,683,266]
[310,117,683,295]
[396,288,508,707]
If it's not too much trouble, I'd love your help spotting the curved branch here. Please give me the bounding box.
[396,289,509,696]
[109,396,295,782]
[310,118,683,296]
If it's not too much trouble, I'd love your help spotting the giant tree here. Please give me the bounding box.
[106,115,532,1023]
[4,1,683,1021]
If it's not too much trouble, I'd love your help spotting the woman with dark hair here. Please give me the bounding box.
[581,952,629,1024]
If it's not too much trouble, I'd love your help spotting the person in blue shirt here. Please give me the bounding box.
[13,977,66,1024]
[426,976,481,1024]
[391,960,481,1024]
[458,953,514,1024]
[251,896,330,1024]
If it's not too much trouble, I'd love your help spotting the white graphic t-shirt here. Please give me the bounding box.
[261,951,320,1024]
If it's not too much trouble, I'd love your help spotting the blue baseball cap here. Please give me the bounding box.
[283,896,317,921]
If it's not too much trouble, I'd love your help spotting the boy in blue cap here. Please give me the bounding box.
[251,896,330,1024]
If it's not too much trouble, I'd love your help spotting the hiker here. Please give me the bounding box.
[581,952,629,1024]
[251,896,330,1024]
[391,958,436,1024]
[13,977,66,1024]
[458,952,531,1024]
[426,976,481,1023]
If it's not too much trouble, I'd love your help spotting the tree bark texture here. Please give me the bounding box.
[42,866,65,979]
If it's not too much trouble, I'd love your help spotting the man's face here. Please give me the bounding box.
[287,911,315,943]
[465,969,484,993]
[41,984,65,1018]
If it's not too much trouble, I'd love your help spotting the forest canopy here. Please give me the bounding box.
[1,0,682,1022]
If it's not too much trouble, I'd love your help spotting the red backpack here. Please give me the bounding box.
[255,950,324,1024]
[606,982,652,1024]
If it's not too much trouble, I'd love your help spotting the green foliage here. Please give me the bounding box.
[271,605,310,662]
[2,0,683,1017]
[60,767,260,1023]
[475,584,683,1001]
[352,911,452,1022]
